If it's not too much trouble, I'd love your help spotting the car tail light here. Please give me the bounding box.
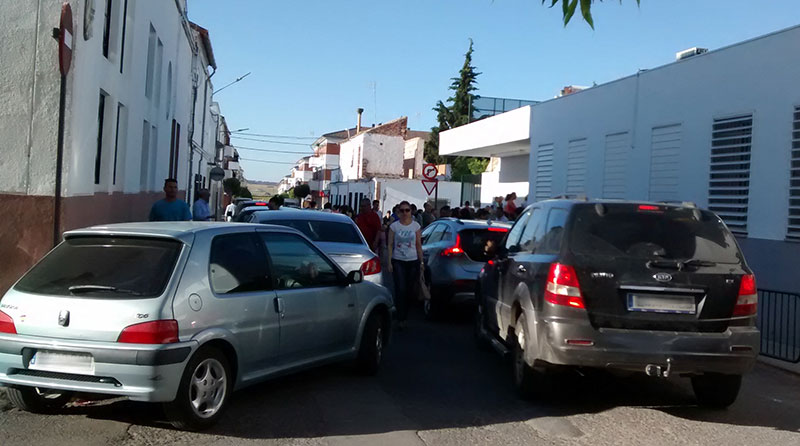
[544,263,585,309]
[733,274,757,317]
[637,204,662,212]
[0,310,17,334]
[487,227,508,232]
[117,320,179,344]
[441,235,464,257]
[360,256,382,275]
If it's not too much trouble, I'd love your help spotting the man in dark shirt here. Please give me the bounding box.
[356,198,382,252]
[149,178,192,221]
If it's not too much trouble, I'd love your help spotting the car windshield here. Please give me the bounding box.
[265,219,363,244]
[569,204,742,264]
[14,236,183,297]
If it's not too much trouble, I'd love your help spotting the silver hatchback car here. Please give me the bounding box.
[0,222,393,430]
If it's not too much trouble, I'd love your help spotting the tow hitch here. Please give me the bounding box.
[645,357,673,378]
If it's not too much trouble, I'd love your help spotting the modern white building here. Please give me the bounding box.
[440,25,800,296]
[0,0,221,294]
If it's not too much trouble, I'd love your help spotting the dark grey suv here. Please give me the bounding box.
[475,199,759,407]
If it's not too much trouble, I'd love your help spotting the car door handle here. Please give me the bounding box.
[273,297,285,318]
[517,265,527,273]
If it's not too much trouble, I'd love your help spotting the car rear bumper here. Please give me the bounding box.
[0,333,195,402]
[535,316,759,375]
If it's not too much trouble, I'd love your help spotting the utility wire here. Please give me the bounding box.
[230,135,312,146]
[234,132,317,140]
[239,157,297,165]
[236,145,313,155]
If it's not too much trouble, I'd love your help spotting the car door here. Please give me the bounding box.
[205,232,279,373]
[259,231,359,366]
[499,208,546,332]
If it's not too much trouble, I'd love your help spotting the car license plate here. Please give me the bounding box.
[29,350,95,375]
[627,294,696,314]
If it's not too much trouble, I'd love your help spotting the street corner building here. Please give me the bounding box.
[0,0,228,294]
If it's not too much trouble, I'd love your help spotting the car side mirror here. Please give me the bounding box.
[347,270,363,285]
[507,245,519,254]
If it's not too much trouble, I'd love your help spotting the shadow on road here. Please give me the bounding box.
[64,306,800,439]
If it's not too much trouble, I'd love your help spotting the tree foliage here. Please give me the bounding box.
[424,39,487,180]
[223,177,241,196]
[544,0,641,28]
[238,186,253,199]
[293,183,311,200]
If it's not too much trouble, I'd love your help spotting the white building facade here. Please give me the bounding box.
[440,25,800,295]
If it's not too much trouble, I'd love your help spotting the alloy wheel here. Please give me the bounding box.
[189,358,227,419]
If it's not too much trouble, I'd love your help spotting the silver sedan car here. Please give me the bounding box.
[247,209,383,286]
[0,222,393,430]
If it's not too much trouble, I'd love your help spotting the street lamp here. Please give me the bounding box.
[213,71,251,96]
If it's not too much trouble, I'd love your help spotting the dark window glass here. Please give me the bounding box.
[102,0,113,58]
[569,204,741,264]
[263,219,362,244]
[421,223,439,245]
[15,237,181,297]
[519,208,545,252]
[261,233,340,289]
[505,209,532,251]
[209,233,271,294]
[537,208,569,254]
[426,224,446,244]
[459,229,509,262]
[441,226,454,242]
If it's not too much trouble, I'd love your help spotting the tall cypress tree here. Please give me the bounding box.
[424,40,488,179]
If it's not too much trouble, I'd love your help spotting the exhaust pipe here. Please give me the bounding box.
[645,357,672,378]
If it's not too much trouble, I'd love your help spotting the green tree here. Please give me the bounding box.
[238,187,253,199]
[293,183,311,200]
[424,39,488,180]
[223,177,241,196]
[545,0,641,28]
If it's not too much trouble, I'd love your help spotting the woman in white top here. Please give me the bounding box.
[387,201,423,326]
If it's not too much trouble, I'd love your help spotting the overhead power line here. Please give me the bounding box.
[236,145,312,155]
[239,157,297,165]
[230,135,311,146]
[234,132,317,140]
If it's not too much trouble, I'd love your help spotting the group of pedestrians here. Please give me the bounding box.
[148,178,215,222]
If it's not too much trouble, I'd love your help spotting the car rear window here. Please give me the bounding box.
[569,204,742,264]
[266,220,363,244]
[15,236,183,297]
[460,228,509,262]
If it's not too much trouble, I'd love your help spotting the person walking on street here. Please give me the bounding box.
[149,179,192,221]
[504,192,518,216]
[355,198,382,253]
[192,189,213,221]
[387,201,423,329]
[224,200,236,221]
[421,202,435,228]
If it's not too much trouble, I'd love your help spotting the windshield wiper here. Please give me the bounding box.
[679,259,717,269]
[68,285,143,296]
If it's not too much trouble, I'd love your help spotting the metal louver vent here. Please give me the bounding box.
[534,144,553,201]
[788,107,800,241]
[709,114,752,236]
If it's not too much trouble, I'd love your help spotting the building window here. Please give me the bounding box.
[788,107,800,240]
[649,124,682,202]
[94,92,109,185]
[113,102,128,186]
[140,120,151,191]
[102,0,113,58]
[119,0,128,72]
[709,114,752,236]
[145,24,156,98]
[154,39,164,107]
[566,138,587,195]
[602,132,629,199]
[149,124,158,190]
[166,62,173,118]
[534,144,553,201]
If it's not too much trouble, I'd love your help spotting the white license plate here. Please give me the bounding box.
[627,294,696,314]
[29,350,95,375]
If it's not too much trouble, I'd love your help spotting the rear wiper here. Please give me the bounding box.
[68,285,143,296]
[679,259,717,269]
[646,259,681,270]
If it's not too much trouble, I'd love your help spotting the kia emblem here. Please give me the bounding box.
[58,310,70,327]
[653,272,673,283]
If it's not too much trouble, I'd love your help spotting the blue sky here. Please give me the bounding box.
[187,1,800,182]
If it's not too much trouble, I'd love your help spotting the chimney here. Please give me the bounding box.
[357,108,364,134]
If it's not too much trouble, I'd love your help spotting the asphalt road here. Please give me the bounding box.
[1,304,799,446]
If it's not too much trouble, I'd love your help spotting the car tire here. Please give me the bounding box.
[473,301,490,350]
[691,373,742,408]
[512,313,540,398]
[164,346,232,431]
[6,387,73,413]
[357,311,386,375]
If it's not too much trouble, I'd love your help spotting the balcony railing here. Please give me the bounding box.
[758,289,800,363]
